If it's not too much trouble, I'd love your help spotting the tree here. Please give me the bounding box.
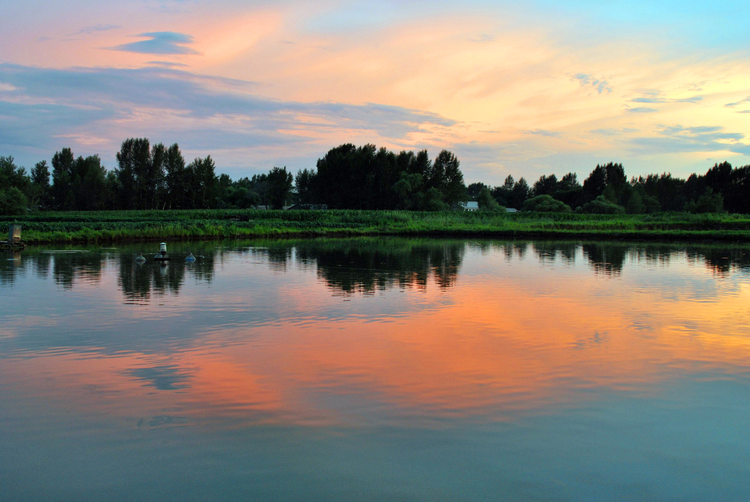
[508,177,531,209]
[30,160,50,209]
[578,195,625,214]
[492,175,515,207]
[70,155,108,210]
[0,186,27,215]
[467,182,489,200]
[583,164,607,202]
[294,168,317,205]
[684,187,724,213]
[164,143,187,209]
[188,156,219,209]
[477,187,501,210]
[533,174,558,197]
[432,150,467,206]
[51,148,75,209]
[266,167,294,209]
[0,156,30,215]
[522,195,571,213]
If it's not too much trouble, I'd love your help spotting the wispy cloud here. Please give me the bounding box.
[631,94,702,105]
[572,73,611,94]
[632,97,667,104]
[627,107,658,113]
[111,32,200,55]
[70,24,120,37]
[147,61,189,68]
[526,129,562,138]
[0,64,456,172]
[590,128,639,136]
[725,96,750,107]
[631,125,749,155]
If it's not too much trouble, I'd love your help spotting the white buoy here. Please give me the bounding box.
[154,242,169,261]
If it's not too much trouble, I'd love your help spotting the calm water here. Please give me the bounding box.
[1,238,750,501]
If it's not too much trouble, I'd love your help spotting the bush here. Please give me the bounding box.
[477,187,502,211]
[0,187,28,216]
[684,188,724,214]
[578,195,625,214]
[522,195,572,213]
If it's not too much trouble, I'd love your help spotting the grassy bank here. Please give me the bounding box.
[3,209,750,244]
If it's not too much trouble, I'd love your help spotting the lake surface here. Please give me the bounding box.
[1,238,749,501]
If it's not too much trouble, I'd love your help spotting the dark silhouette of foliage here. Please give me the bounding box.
[523,194,572,213]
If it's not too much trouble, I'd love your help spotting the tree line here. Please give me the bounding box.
[468,161,750,214]
[0,138,295,214]
[2,138,750,215]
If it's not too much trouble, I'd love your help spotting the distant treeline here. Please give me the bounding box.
[2,138,749,215]
[0,138,296,215]
[470,161,750,214]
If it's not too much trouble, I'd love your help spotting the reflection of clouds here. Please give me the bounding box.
[127,364,193,390]
[2,240,750,430]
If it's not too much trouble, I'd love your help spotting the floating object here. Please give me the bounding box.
[135,253,146,264]
[154,242,170,261]
[185,252,196,263]
[1,225,25,250]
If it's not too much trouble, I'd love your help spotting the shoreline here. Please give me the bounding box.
[4,209,750,245]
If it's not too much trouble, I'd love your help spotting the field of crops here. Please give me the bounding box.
[3,209,750,243]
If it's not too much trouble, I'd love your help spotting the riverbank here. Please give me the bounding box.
[3,209,750,244]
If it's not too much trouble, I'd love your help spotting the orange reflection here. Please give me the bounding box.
[2,254,750,428]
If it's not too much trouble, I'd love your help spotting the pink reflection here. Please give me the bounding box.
[2,251,750,428]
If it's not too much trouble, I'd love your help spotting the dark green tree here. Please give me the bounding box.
[477,187,501,210]
[0,156,30,215]
[431,150,467,206]
[266,167,294,209]
[30,160,50,209]
[51,148,75,210]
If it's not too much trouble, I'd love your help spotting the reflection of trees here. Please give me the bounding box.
[118,249,215,302]
[2,240,749,296]
[119,257,184,302]
[0,250,23,285]
[34,251,52,279]
[53,252,104,289]
[688,247,750,276]
[582,243,629,276]
[533,241,577,265]
[291,239,466,294]
[114,243,216,303]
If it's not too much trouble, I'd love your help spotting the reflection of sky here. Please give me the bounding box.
[2,0,750,182]
[1,241,750,499]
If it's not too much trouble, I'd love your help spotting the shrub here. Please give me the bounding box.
[578,195,625,214]
[522,195,572,213]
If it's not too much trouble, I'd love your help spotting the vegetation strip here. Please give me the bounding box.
[4,210,750,244]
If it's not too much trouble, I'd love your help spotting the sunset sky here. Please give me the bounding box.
[2,0,750,184]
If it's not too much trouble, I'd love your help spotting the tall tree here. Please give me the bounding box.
[0,156,30,215]
[266,167,294,209]
[188,156,219,209]
[164,143,187,209]
[30,160,50,209]
[433,150,466,206]
[51,148,75,210]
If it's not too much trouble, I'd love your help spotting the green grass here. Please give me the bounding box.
[3,209,750,244]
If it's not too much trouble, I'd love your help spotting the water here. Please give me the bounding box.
[1,238,749,501]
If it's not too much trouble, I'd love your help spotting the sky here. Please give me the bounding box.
[1,0,750,184]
